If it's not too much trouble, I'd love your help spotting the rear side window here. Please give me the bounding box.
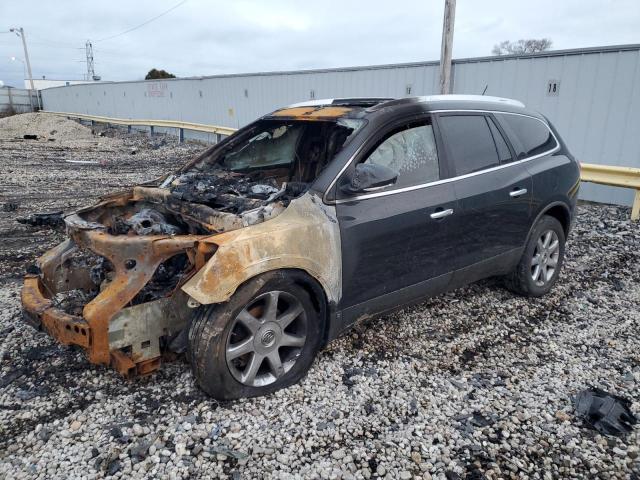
[495,113,558,159]
[438,115,503,176]
[363,122,439,188]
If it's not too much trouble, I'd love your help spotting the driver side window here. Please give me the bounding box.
[364,122,440,189]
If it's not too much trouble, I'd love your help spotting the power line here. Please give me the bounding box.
[96,0,188,42]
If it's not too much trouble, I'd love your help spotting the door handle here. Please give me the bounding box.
[430,208,454,219]
[509,188,528,198]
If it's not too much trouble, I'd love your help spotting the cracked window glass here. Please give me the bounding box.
[364,124,439,188]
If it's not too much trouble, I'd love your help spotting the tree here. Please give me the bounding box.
[492,39,553,56]
[145,68,176,80]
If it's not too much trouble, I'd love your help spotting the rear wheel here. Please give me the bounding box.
[188,271,322,399]
[505,215,565,297]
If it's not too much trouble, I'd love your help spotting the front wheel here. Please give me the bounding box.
[188,271,322,400]
[505,215,566,297]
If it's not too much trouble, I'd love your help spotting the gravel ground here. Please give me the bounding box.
[0,113,639,479]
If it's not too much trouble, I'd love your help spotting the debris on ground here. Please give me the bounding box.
[64,159,99,165]
[208,443,248,460]
[0,368,27,388]
[574,387,638,436]
[16,212,64,229]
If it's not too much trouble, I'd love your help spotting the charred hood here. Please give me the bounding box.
[66,166,308,236]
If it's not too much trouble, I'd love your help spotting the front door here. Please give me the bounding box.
[335,116,458,321]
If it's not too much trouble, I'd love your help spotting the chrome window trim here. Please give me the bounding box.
[323,109,560,205]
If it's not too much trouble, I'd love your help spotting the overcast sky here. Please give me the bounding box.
[1,0,639,87]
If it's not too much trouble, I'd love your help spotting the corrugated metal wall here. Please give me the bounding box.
[0,87,39,114]
[41,45,640,206]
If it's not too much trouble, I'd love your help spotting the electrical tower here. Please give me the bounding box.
[85,40,100,81]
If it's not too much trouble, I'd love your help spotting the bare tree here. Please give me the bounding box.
[492,39,553,56]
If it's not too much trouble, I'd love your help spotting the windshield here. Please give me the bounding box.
[221,123,305,171]
[190,118,365,184]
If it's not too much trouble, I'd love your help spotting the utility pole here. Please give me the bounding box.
[10,27,37,109]
[438,0,456,94]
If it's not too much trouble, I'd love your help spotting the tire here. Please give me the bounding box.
[505,215,566,297]
[188,271,323,400]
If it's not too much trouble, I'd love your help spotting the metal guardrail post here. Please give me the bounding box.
[632,191,640,221]
[178,127,184,143]
[127,125,132,134]
[149,125,154,137]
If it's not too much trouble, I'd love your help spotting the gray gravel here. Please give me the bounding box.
[0,113,639,479]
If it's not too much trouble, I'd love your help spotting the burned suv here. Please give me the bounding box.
[22,95,580,399]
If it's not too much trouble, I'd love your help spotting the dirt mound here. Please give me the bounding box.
[0,112,117,146]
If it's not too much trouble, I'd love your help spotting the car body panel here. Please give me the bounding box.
[182,192,342,307]
[449,163,533,270]
[336,183,458,309]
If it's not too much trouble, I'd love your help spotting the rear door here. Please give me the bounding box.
[335,115,458,317]
[436,112,533,279]
[493,112,564,217]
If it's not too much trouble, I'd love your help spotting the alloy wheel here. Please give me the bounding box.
[531,229,560,287]
[225,290,307,387]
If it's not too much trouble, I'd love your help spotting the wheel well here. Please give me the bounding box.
[286,269,330,344]
[543,204,570,236]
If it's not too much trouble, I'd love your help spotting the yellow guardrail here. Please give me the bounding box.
[581,163,640,220]
[43,111,237,140]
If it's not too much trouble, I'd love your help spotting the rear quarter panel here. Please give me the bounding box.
[526,152,580,224]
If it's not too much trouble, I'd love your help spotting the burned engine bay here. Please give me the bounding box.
[55,167,310,319]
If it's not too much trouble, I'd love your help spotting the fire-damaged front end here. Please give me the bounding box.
[21,105,357,377]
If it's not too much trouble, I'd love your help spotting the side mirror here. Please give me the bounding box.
[340,163,398,195]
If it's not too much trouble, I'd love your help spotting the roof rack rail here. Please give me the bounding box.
[419,94,525,107]
[372,94,526,111]
[332,98,394,106]
[288,98,394,108]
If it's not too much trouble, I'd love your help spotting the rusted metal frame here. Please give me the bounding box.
[22,276,91,348]
[71,230,203,365]
[111,349,136,377]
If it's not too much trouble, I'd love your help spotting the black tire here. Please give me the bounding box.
[188,270,323,400]
[505,215,566,297]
